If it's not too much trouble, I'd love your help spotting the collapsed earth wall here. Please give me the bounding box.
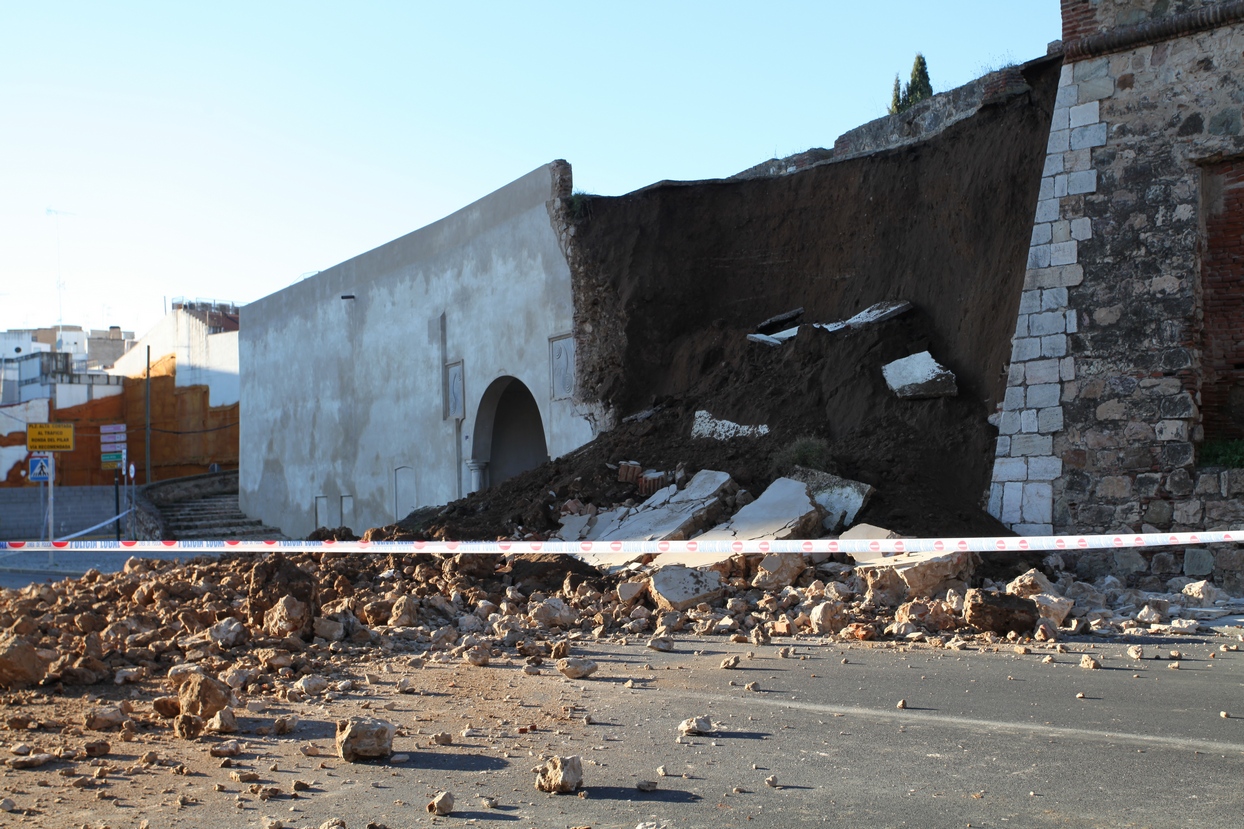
[564,57,1062,507]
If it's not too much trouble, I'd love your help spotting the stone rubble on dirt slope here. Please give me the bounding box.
[882,350,958,398]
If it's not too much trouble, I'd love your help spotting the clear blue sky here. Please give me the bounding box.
[0,2,1061,339]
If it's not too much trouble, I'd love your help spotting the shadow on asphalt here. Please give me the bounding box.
[585,786,702,803]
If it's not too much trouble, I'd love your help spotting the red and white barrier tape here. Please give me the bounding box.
[0,530,1240,556]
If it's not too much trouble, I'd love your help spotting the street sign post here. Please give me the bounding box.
[28,454,51,482]
[26,424,72,551]
[26,423,74,452]
[100,422,126,470]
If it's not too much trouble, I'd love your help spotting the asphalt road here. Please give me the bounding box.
[209,634,1244,829]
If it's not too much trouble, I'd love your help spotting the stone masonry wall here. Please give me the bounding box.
[992,1,1244,588]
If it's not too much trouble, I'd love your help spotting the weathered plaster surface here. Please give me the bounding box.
[240,163,596,537]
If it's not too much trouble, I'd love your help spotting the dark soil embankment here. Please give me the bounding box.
[368,56,1061,543]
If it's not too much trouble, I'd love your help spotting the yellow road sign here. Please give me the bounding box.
[26,423,75,452]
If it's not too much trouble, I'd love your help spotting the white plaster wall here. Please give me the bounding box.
[240,163,596,538]
[0,398,50,480]
[110,311,239,406]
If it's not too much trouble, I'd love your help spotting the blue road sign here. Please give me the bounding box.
[29,456,51,482]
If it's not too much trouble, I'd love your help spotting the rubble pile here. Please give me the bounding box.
[0,539,1240,707]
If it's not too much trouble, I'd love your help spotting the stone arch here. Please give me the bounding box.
[470,376,549,490]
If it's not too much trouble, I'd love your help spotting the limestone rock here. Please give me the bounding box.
[1182,580,1228,607]
[862,567,907,607]
[246,554,317,638]
[649,566,723,612]
[0,635,49,689]
[678,715,712,736]
[206,706,238,734]
[645,636,674,652]
[388,595,419,627]
[556,658,598,679]
[10,753,54,769]
[335,717,395,762]
[897,551,976,599]
[294,675,329,696]
[809,601,847,634]
[84,705,128,731]
[963,589,1039,635]
[1006,569,1055,599]
[882,351,958,398]
[263,595,311,638]
[153,696,180,718]
[173,714,204,739]
[463,646,490,667]
[427,791,454,815]
[534,755,583,793]
[313,617,345,641]
[751,554,808,591]
[178,674,232,719]
[1031,593,1074,626]
[207,617,249,649]
[895,599,959,631]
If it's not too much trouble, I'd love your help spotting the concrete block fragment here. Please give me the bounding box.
[1040,335,1067,358]
[882,351,957,399]
[1024,359,1061,385]
[747,333,782,346]
[1067,170,1098,195]
[1018,290,1041,314]
[786,467,874,532]
[1068,100,1099,128]
[1012,337,1040,363]
[1001,482,1023,523]
[988,483,1003,518]
[1070,122,1107,150]
[1027,456,1062,481]
[1010,434,1053,456]
[1155,420,1188,441]
[992,457,1027,482]
[1077,75,1114,103]
[1050,240,1078,267]
[1034,198,1060,223]
[1037,407,1064,433]
[1022,482,1053,523]
[1047,129,1070,154]
[1041,287,1068,310]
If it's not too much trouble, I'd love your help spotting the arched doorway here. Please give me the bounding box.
[471,376,549,490]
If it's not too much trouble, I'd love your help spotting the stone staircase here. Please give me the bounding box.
[158,492,287,541]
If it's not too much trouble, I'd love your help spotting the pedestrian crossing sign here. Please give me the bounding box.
[28,456,51,482]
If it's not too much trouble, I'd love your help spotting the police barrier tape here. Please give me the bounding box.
[0,531,1240,556]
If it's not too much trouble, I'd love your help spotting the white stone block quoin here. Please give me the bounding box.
[1068,100,1099,128]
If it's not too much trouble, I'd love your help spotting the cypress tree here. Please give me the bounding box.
[908,53,932,106]
[887,53,933,114]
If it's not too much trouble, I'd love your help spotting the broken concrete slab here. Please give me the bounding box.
[698,477,824,541]
[568,471,737,562]
[785,466,874,532]
[747,333,782,346]
[649,566,724,612]
[691,410,771,440]
[756,307,804,334]
[751,301,913,346]
[882,351,958,399]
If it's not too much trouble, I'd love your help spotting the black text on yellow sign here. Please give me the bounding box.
[26,423,75,452]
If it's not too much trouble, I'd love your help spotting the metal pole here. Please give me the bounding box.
[145,346,152,484]
[114,470,121,542]
[47,456,54,565]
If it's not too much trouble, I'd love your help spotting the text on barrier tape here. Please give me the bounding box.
[0,530,1240,555]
